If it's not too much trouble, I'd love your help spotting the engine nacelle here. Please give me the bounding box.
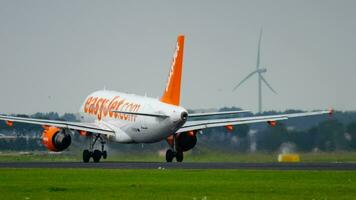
[267,120,277,127]
[42,126,71,152]
[176,131,197,152]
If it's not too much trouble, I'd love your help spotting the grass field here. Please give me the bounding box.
[1,150,356,163]
[0,169,355,199]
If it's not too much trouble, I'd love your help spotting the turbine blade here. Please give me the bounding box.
[256,28,263,69]
[260,75,277,94]
[233,71,258,91]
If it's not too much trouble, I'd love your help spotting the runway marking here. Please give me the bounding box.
[1,162,356,170]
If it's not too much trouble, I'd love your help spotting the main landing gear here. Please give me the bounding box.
[83,134,107,163]
[166,134,184,162]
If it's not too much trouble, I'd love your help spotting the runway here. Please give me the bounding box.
[1,162,356,170]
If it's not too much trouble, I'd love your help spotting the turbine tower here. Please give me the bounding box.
[233,29,277,113]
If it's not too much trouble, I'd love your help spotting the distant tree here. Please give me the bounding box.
[32,112,60,120]
[257,123,288,152]
[284,109,304,114]
[315,120,347,151]
[61,113,78,122]
[288,129,316,152]
[234,124,250,138]
[346,121,356,149]
[219,107,244,112]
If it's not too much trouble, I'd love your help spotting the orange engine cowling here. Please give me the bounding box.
[177,131,197,152]
[166,131,197,152]
[42,126,71,152]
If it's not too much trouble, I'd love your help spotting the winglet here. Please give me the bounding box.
[160,35,185,106]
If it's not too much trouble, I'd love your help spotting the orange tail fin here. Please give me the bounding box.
[160,35,185,106]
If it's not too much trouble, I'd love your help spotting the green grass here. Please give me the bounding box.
[1,151,356,163]
[0,169,355,199]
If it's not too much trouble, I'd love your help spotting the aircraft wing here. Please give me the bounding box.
[0,115,115,136]
[177,110,332,133]
[188,110,250,118]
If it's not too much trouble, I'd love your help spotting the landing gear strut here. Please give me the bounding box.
[83,134,107,163]
[166,134,184,162]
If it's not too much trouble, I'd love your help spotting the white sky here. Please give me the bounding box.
[0,0,355,114]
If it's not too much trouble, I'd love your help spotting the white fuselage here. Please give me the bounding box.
[78,90,187,143]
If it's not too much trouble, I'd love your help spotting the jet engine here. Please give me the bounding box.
[176,131,197,152]
[42,126,71,152]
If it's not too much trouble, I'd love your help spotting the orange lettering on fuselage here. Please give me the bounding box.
[83,96,141,122]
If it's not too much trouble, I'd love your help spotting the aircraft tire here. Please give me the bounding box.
[83,150,91,163]
[93,150,102,163]
[102,150,107,159]
[166,149,174,162]
[176,151,184,162]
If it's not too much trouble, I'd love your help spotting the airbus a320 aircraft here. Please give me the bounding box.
[0,35,332,163]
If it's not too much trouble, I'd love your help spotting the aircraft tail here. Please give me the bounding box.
[160,35,185,106]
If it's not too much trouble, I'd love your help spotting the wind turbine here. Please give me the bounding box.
[233,29,277,113]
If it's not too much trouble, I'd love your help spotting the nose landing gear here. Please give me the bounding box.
[82,134,107,163]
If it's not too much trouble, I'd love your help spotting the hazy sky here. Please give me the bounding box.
[0,0,355,114]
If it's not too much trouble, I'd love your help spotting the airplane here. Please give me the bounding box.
[0,35,332,163]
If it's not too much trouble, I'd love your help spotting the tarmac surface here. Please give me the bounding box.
[0,162,356,170]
